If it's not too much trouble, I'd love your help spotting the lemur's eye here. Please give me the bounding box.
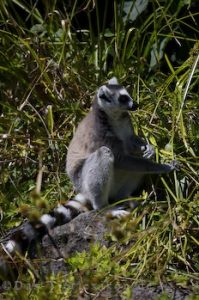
[119,95,130,104]
[100,93,111,103]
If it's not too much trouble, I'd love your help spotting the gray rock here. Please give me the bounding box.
[40,211,108,274]
[131,284,190,300]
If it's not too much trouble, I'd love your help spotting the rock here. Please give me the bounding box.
[40,211,108,274]
[131,284,190,300]
[42,211,107,258]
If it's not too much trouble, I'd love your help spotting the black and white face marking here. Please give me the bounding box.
[97,77,138,114]
[118,88,138,111]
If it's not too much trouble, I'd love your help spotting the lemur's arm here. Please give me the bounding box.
[114,154,176,174]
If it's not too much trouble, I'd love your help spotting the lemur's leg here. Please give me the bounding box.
[80,146,114,210]
[79,146,131,217]
[37,147,113,227]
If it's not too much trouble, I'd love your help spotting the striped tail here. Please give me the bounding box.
[0,194,90,280]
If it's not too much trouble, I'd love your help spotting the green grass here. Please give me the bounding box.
[0,0,199,298]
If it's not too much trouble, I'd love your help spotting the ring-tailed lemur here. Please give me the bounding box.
[1,77,177,262]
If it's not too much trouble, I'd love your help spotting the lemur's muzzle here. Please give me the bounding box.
[129,102,138,111]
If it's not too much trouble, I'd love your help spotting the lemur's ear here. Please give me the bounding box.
[98,85,112,102]
[108,77,118,85]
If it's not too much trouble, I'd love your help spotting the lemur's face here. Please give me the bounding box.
[97,78,138,114]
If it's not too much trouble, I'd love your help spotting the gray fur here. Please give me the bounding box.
[66,77,175,213]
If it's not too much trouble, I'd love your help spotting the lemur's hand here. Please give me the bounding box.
[168,160,180,171]
[141,144,155,159]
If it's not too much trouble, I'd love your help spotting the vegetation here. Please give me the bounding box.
[0,0,198,298]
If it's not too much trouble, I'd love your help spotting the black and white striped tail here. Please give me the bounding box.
[0,194,89,280]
